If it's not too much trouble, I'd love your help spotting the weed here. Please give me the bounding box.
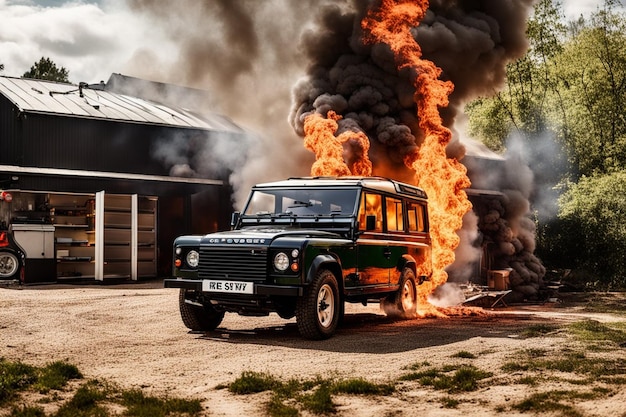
[517,376,539,386]
[8,405,46,417]
[440,396,460,408]
[300,382,335,415]
[121,388,202,417]
[228,371,280,394]
[451,351,476,359]
[521,323,560,338]
[266,393,299,417]
[569,320,626,345]
[400,365,491,393]
[403,361,430,371]
[513,391,583,417]
[332,378,394,396]
[54,382,108,417]
[35,361,82,393]
[0,359,36,404]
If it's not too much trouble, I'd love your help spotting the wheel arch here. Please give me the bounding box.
[306,254,344,294]
[397,254,424,284]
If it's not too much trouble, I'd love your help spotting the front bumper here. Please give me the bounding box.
[163,278,303,297]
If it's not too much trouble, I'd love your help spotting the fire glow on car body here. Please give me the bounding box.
[164,177,432,339]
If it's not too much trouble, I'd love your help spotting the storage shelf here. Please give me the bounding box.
[54,224,89,228]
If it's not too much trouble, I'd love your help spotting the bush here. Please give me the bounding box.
[555,171,626,289]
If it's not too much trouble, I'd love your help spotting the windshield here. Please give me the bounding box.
[242,188,359,217]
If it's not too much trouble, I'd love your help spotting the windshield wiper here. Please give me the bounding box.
[288,200,312,208]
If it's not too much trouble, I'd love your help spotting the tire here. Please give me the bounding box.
[386,268,417,318]
[0,251,20,279]
[178,289,225,331]
[296,269,341,340]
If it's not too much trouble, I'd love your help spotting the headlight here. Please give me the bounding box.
[273,252,289,271]
[186,250,199,268]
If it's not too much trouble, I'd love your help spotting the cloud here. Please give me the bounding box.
[0,0,176,83]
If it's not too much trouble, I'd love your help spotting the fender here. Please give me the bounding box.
[306,253,342,286]
[398,253,431,283]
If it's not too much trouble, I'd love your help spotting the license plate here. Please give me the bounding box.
[202,279,254,294]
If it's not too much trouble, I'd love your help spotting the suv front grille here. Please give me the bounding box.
[198,246,267,281]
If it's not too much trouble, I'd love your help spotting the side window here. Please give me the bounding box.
[358,192,383,232]
[407,202,425,232]
[386,197,404,232]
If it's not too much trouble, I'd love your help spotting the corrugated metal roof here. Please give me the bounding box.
[0,76,244,133]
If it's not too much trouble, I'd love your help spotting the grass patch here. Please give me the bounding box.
[0,359,37,404]
[569,319,626,345]
[503,351,626,378]
[332,377,394,396]
[440,396,460,408]
[520,323,561,338]
[300,382,335,415]
[400,365,492,393]
[121,388,203,417]
[228,371,395,416]
[0,360,203,416]
[451,351,476,359]
[35,361,82,393]
[512,389,611,417]
[228,371,281,395]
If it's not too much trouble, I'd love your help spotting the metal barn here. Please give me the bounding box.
[0,76,244,284]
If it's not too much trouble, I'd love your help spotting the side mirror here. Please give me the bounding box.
[230,211,240,229]
[366,215,376,231]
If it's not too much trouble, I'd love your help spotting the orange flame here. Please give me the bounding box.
[302,1,472,317]
[304,111,373,176]
[361,0,471,316]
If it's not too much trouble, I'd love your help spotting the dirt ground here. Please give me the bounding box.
[1,279,625,417]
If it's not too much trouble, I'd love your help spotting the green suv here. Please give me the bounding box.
[164,177,432,339]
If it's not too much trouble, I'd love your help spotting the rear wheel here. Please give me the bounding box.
[178,289,225,331]
[296,269,340,340]
[386,268,417,318]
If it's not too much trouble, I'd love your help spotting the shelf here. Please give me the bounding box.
[58,257,93,262]
[54,224,89,228]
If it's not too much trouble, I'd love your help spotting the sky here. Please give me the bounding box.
[1,0,622,206]
[1,0,622,84]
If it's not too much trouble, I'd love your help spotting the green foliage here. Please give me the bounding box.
[332,377,395,395]
[0,359,37,404]
[520,323,561,338]
[54,382,108,417]
[228,371,396,416]
[300,382,335,414]
[0,360,202,417]
[569,319,626,345]
[465,1,626,281]
[228,371,281,394]
[36,361,82,393]
[400,365,492,393]
[558,171,626,287]
[22,57,70,83]
[121,388,203,417]
[450,351,476,359]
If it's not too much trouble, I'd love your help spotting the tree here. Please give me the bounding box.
[556,171,626,288]
[465,0,567,151]
[22,57,70,83]
[552,3,626,176]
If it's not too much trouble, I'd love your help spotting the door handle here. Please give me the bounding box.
[383,248,392,259]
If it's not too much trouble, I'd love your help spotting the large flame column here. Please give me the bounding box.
[362,0,472,303]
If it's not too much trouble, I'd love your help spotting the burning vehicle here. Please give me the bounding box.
[164,176,432,339]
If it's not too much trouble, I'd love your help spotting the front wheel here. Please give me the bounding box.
[296,269,341,340]
[178,289,225,331]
